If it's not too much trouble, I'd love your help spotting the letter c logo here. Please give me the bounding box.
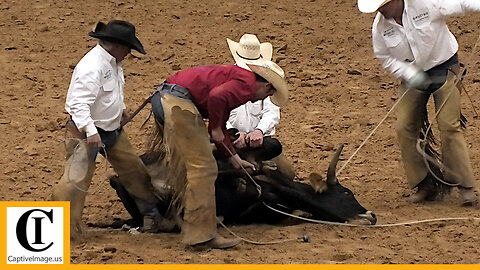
[16,209,54,252]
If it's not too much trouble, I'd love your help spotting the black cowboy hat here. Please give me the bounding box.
[88,20,146,54]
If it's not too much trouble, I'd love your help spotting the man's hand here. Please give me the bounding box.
[228,154,255,171]
[246,129,264,148]
[210,126,225,144]
[406,71,431,91]
[121,109,130,126]
[87,133,102,147]
[233,131,247,149]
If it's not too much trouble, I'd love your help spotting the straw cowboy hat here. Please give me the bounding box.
[89,20,146,54]
[358,0,392,13]
[247,62,288,107]
[227,34,273,70]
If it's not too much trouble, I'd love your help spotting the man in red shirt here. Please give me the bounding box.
[150,62,288,249]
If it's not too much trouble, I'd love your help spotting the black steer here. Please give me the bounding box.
[109,143,376,229]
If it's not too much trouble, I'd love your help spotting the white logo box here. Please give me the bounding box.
[6,207,64,264]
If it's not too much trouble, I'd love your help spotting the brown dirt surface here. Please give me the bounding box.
[2,0,480,264]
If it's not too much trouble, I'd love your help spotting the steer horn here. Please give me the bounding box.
[326,144,344,185]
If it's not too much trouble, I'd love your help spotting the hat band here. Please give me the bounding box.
[236,51,263,61]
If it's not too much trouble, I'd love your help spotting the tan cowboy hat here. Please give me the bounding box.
[247,62,288,107]
[358,0,392,13]
[227,34,273,70]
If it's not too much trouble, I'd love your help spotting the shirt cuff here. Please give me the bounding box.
[255,125,267,135]
[402,65,421,82]
[85,123,98,137]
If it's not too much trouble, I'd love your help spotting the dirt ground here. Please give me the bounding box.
[2,0,480,264]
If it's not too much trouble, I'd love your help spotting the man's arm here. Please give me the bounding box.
[435,0,480,17]
[208,79,255,156]
[255,97,280,136]
[372,22,419,81]
[65,69,101,138]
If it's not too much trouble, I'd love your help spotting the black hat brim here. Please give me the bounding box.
[89,31,146,54]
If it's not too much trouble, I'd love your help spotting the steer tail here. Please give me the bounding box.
[326,144,344,185]
[420,114,452,198]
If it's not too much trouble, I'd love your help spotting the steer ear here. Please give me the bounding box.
[326,144,344,185]
[309,172,327,194]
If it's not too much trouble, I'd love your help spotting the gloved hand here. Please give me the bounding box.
[406,71,432,91]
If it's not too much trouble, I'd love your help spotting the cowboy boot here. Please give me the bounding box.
[408,175,436,203]
[136,200,177,233]
[194,234,242,249]
[459,187,477,206]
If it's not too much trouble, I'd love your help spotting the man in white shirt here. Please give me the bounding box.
[227,98,280,148]
[359,0,480,205]
[226,34,295,180]
[51,20,167,238]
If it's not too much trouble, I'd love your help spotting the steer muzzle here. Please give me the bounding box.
[348,211,377,225]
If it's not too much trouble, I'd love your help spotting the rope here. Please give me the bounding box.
[220,142,262,197]
[217,217,296,245]
[263,202,480,228]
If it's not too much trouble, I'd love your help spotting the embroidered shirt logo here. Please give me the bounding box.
[104,70,112,80]
[413,11,429,24]
[383,27,396,38]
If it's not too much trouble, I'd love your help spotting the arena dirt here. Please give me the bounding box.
[1,0,480,264]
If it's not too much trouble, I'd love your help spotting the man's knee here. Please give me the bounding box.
[261,137,282,160]
[437,115,461,132]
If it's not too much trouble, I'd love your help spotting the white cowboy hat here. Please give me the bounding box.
[247,62,288,107]
[227,34,273,70]
[358,0,392,13]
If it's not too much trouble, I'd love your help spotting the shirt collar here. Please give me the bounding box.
[95,44,119,67]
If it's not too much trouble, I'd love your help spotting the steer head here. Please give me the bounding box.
[310,144,377,225]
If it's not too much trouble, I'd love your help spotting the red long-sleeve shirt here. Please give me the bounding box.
[166,65,256,157]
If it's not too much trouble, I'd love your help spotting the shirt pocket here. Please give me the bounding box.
[412,10,434,43]
[384,34,402,48]
[102,79,116,92]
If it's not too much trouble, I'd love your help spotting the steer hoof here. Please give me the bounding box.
[260,160,278,173]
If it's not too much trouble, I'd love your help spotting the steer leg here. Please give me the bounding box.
[109,176,144,227]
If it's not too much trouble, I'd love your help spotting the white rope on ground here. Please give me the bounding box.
[217,217,296,245]
[216,200,480,245]
[263,202,480,228]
